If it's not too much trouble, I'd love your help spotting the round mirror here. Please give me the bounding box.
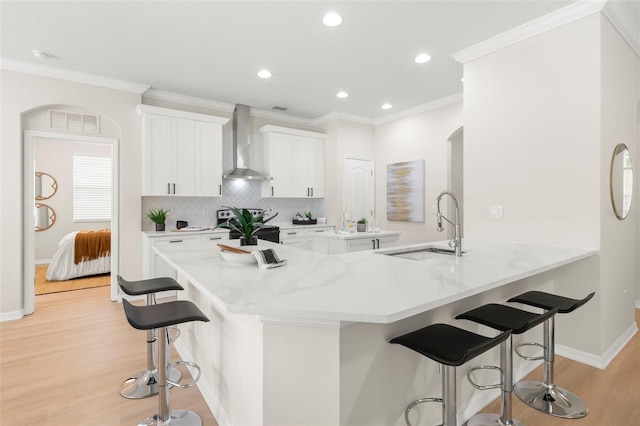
[34,203,56,231]
[35,171,58,200]
[610,144,633,220]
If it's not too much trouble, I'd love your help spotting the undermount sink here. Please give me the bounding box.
[377,246,461,261]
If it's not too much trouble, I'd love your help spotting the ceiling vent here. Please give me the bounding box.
[271,105,289,112]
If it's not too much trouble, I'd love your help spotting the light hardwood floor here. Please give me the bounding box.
[0,286,218,426]
[1,287,638,425]
[479,308,640,425]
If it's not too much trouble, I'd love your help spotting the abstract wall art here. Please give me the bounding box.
[386,160,425,222]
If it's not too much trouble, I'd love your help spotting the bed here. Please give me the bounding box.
[46,229,111,281]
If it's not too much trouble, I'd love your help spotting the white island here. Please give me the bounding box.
[154,240,596,426]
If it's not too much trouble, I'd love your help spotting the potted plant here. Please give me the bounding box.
[357,217,367,232]
[215,207,278,246]
[146,207,169,232]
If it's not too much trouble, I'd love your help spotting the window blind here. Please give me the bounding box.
[73,155,112,222]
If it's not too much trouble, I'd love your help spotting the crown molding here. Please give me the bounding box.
[373,93,463,126]
[143,89,235,113]
[452,0,607,64]
[602,0,640,59]
[251,107,317,126]
[0,57,150,94]
[312,111,375,126]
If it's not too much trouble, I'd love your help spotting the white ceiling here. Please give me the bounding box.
[1,1,577,120]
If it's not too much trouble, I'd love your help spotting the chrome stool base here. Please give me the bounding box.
[514,381,588,419]
[467,413,526,426]
[119,367,182,399]
[138,409,202,426]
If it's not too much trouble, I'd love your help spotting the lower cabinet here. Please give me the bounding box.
[279,226,335,250]
[314,232,401,254]
[142,231,229,278]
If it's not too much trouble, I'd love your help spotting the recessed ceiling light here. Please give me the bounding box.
[257,69,272,79]
[32,50,50,60]
[414,53,431,64]
[323,12,343,27]
[336,91,349,98]
[381,103,393,110]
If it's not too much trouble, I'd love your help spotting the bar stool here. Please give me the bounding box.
[456,303,558,426]
[507,291,595,418]
[123,299,209,426]
[118,275,184,399]
[390,323,511,426]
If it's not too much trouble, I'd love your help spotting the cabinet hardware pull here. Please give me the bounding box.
[169,240,183,243]
[311,188,313,197]
[167,183,170,194]
[173,183,176,194]
[271,186,274,196]
[307,188,310,196]
[376,239,380,249]
[287,232,297,235]
[219,184,222,195]
[372,240,375,250]
[209,237,222,240]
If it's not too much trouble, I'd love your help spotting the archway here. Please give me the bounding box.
[22,105,120,315]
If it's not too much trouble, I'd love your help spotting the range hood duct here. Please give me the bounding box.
[223,104,271,180]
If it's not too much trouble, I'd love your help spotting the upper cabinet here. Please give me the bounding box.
[259,125,325,198]
[137,105,229,196]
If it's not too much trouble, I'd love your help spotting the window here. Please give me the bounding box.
[73,155,112,222]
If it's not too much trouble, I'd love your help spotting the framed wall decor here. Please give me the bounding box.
[386,160,425,222]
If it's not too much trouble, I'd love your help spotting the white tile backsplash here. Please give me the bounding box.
[142,180,324,231]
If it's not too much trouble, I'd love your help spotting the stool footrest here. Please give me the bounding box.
[404,397,443,426]
[167,361,201,389]
[466,365,502,390]
[515,342,545,361]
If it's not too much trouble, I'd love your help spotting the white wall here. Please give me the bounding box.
[599,15,639,348]
[34,138,111,261]
[0,70,140,317]
[374,103,463,246]
[463,13,639,356]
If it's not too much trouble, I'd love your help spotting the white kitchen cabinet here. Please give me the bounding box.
[279,228,304,248]
[142,231,229,278]
[138,105,228,196]
[313,231,401,254]
[259,125,325,198]
[302,226,334,250]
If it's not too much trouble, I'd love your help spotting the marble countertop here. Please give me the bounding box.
[314,230,401,240]
[153,239,596,325]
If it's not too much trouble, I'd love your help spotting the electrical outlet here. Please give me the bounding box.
[490,205,504,219]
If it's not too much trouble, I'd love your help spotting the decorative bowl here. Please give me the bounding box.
[219,247,258,264]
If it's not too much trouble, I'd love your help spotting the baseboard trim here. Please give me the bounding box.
[1,310,24,322]
[174,339,231,426]
[556,320,638,370]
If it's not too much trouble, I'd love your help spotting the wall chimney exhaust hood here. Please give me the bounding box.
[223,104,272,180]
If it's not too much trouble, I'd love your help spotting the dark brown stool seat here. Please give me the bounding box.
[390,324,511,426]
[123,299,209,426]
[507,291,595,418]
[117,275,184,399]
[456,303,558,426]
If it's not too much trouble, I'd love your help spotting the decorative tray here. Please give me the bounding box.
[292,219,317,225]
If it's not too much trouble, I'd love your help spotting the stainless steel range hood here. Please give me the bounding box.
[223,104,271,180]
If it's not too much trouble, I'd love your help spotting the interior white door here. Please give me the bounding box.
[344,157,374,225]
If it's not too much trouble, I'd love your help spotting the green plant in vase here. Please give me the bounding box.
[357,217,367,232]
[215,207,278,246]
[146,208,169,231]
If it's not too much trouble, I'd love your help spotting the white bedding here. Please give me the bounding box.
[46,231,111,281]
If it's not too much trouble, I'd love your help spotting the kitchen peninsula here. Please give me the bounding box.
[154,240,596,426]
